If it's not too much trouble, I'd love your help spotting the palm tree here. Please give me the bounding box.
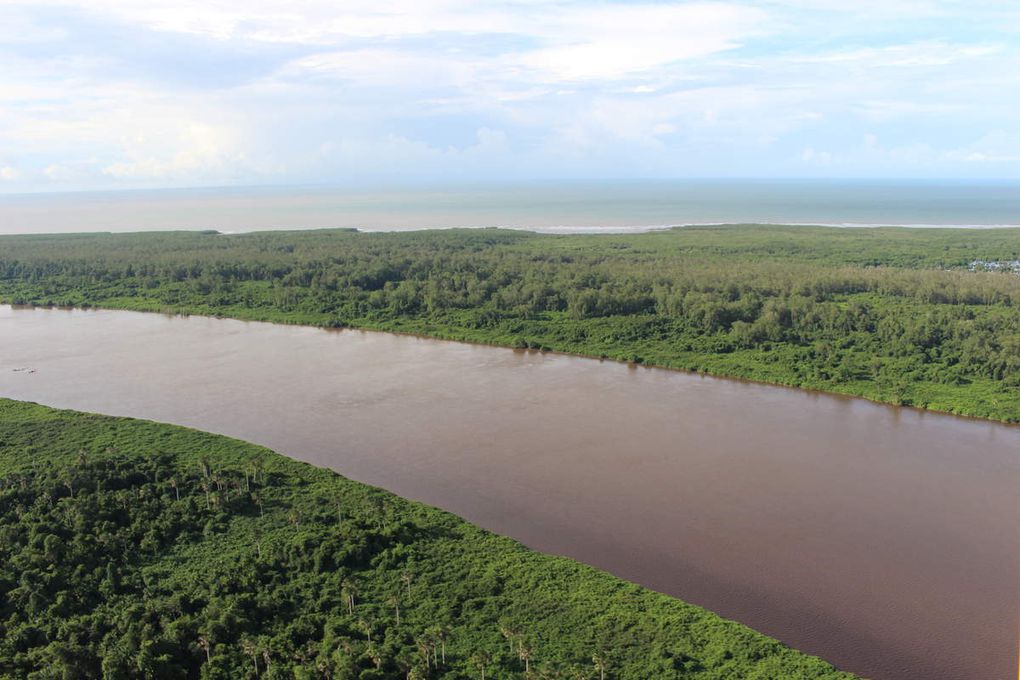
[519,642,533,674]
[499,625,515,655]
[198,455,211,480]
[511,627,524,653]
[252,457,265,484]
[424,627,441,667]
[400,570,413,598]
[415,637,431,670]
[251,491,264,517]
[366,643,382,670]
[196,636,211,666]
[341,582,357,614]
[168,476,180,501]
[358,618,373,644]
[76,448,88,469]
[387,594,401,626]
[241,638,259,676]
[261,648,272,672]
[433,626,449,664]
[293,641,315,666]
[471,650,492,680]
[591,653,607,680]
[200,481,211,510]
[61,469,75,498]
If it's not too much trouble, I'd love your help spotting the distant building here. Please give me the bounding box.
[967,259,1020,274]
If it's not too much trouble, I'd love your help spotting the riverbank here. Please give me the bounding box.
[0,397,858,679]
[1,226,1018,423]
[4,303,1017,680]
[16,296,1020,426]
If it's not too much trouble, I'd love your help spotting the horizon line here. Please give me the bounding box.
[3,176,1020,199]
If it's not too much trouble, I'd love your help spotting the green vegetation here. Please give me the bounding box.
[1,225,1018,421]
[0,399,856,679]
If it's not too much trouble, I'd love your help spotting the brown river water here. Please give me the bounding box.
[1,305,1017,680]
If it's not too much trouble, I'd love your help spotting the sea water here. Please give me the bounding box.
[0,179,1018,234]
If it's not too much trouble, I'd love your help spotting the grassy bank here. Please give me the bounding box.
[0,399,856,679]
[1,225,1018,421]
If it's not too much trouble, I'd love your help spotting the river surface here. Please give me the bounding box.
[1,305,1017,680]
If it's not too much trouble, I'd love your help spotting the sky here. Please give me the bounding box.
[1,0,1019,192]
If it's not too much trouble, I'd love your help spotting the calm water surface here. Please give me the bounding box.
[1,180,1019,234]
[1,305,1017,680]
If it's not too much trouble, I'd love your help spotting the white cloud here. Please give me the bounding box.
[472,127,510,154]
[946,131,1020,163]
[854,100,963,123]
[103,0,520,44]
[0,68,264,187]
[0,166,19,180]
[792,41,1003,68]
[2,0,765,58]
[951,151,1020,163]
[800,148,832,165]
[270,3,765,88]
[101,122,245,180]
[42,165,73,181]
[2,0,1020,188]
[0,10,68,44]
[511,3,767,81]
[279,49,478,88]
[840,131,1020,171]
[308,127,523,181]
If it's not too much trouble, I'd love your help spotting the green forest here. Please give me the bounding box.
[0,225,1018,421]
[0,399,857,679]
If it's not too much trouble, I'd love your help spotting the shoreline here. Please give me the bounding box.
[0,397,862,679]
[7,302,1018,428]
[3,307,1015,680]
[4,221,1020,237]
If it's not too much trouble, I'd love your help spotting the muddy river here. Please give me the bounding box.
[1,305,1016,679]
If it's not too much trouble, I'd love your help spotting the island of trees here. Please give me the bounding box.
[1,225,1017,421]
[0,399,857,679]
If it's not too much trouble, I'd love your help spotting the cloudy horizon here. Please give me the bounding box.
[2,0,1019,193]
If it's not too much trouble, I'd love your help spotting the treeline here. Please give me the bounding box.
[0,399,857,679]
[0,226,1017,421]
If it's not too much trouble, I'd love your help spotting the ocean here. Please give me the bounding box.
[0,179,1018,235]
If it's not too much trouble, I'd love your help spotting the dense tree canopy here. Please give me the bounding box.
[0,399,857,679]
[0,225,1017,421]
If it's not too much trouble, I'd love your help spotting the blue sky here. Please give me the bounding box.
[1,0,1019,192]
